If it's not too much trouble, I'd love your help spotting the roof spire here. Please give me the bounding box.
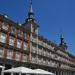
[60,34,64,39]
[60,33,64,45]
[29,0,33,13]
[59,34,68,50]
[28,0,34,19]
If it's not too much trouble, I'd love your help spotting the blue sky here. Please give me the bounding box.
[0,0,75,55]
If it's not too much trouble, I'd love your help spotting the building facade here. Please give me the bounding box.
[0,1,75,75]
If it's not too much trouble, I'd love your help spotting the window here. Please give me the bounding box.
[7,50,13,59]
[24,42,27,50]
[16,52,20,61]
[18,30,22,37]
[2,22,8,30]
[17,39,21,48]
[11,27,16,34]
[23,54,28,62]
[9,36,14,46]
[24,33,28,40]
[0,32,6,43]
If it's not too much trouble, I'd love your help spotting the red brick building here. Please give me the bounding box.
[0,1,75,75]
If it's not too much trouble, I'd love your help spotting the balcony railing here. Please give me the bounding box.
[22,54,28,62]
[57,50,68,57]
[32,47,37,53]
[32,37,37,43]
[7,50,13,59]
[16,52,20,61]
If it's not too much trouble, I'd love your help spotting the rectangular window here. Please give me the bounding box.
[24,33,28,40]
[11,27,16,34]
[9,36,14,46]
[17,39,22,48]
[7,49,13,59]
[2,22,8,30]
[24,42,28,50]
[0,32,6,43]
[18,30,22,37]
[22,54,28,62]
[16,52,20,61]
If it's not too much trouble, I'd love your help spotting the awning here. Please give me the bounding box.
[2,67,55,75]
[2,66,34,74]
[0,66,5,68]
[33,69,54,75]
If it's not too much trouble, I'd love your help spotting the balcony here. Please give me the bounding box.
[38,40,43,46]
[22,54,28,62]
[48,45,55,51]
[38,49,43,55]
[7,50,13,59]
[61,64,70,69]
[32,47,37,53]
[38,58,44,65]
[32,37,37,43]
[16,52,20,61]
[32,56,37,63]
[57,50,68,57]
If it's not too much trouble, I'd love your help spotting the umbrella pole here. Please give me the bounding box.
[1,72,4,75]
[11,72,13,75]
[19,72,21,75]
[1,67,5,75]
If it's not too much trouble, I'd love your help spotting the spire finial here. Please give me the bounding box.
[59,33,68,50]
[60,33,64,39]
[29,0,33,13]
[27,0,34,19]
[60,33,64,45]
